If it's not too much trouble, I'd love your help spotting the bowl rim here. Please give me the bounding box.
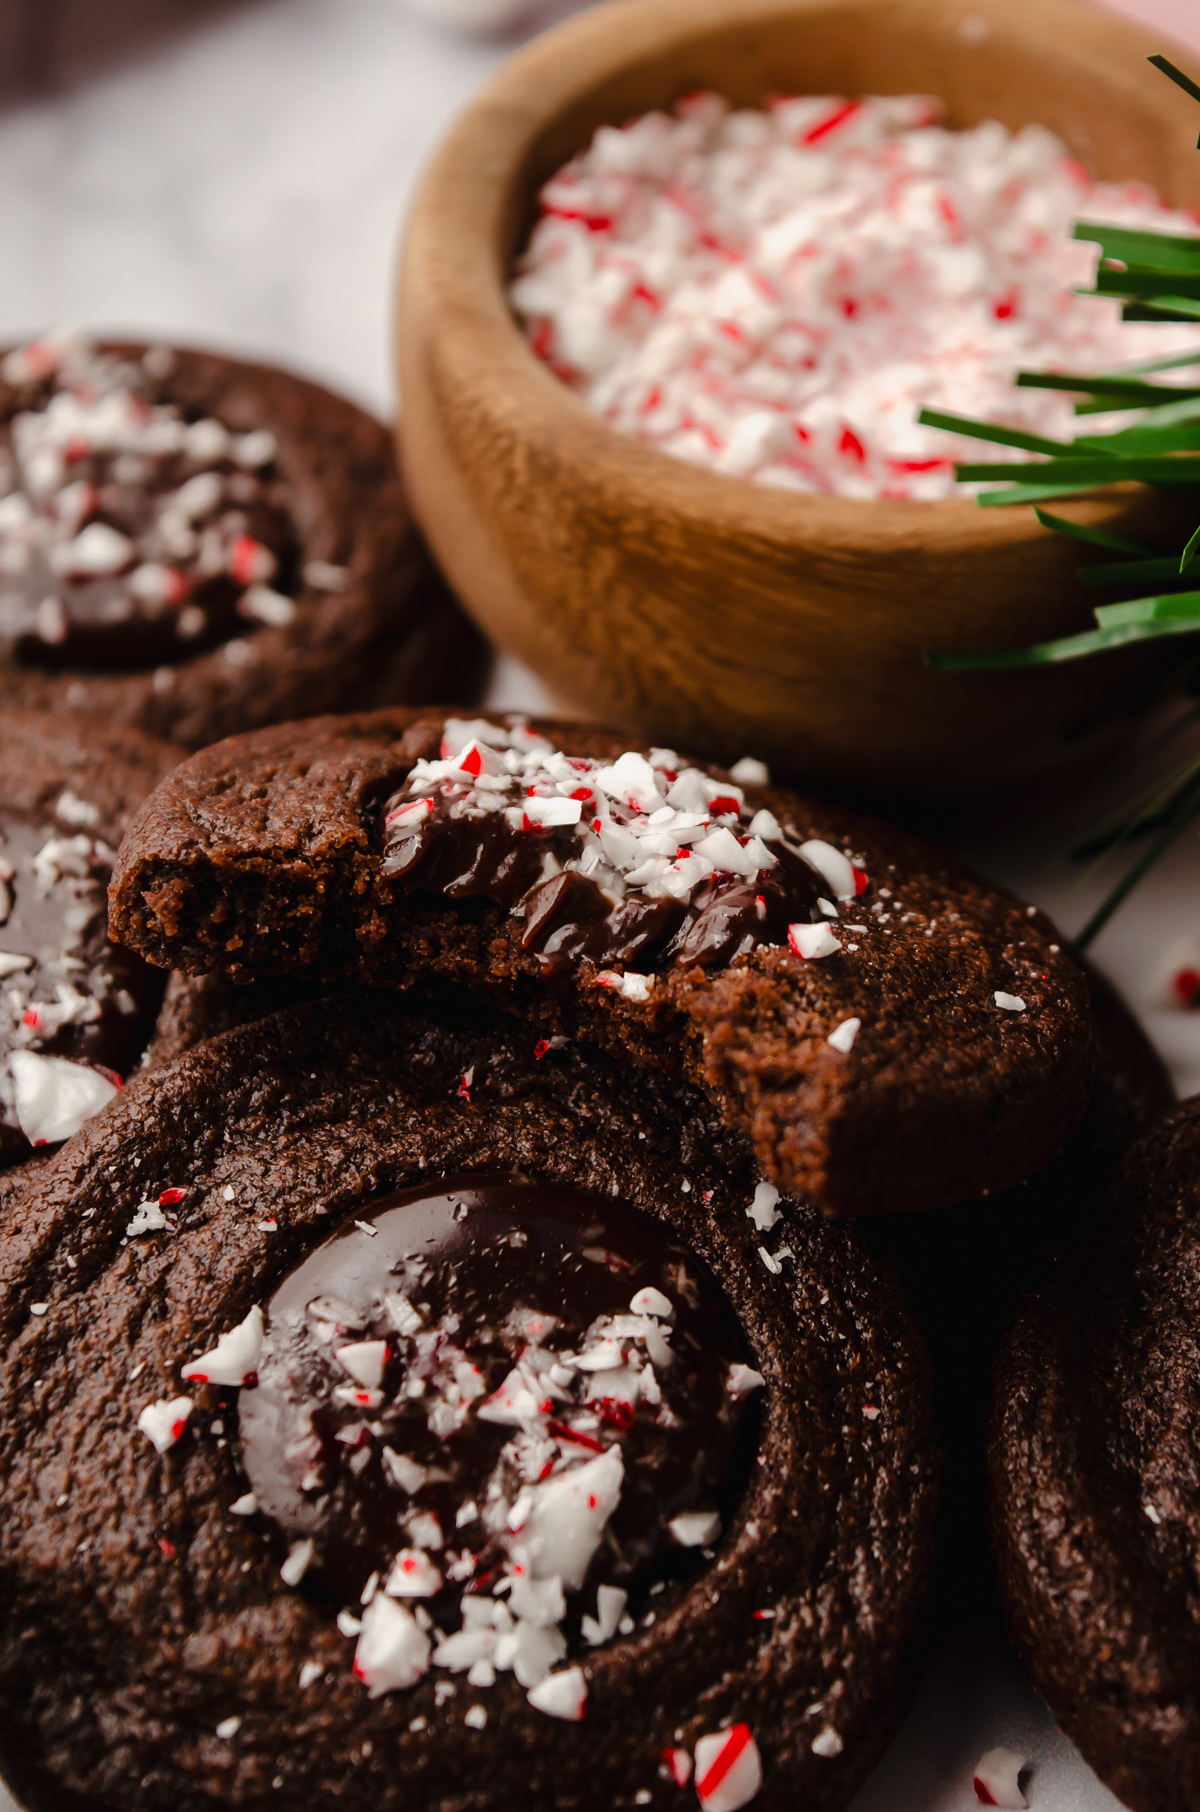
[399,0,1200,549]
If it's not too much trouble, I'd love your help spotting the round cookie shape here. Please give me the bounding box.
[0,989,938,1812]
[109,706,1095,1217]
[989,1096,1200,1812]
[0,335,486,749]
[241,1175,756,1641]
[0,708,178,1167]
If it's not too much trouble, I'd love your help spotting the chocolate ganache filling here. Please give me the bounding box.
[238,1176,762,1698]
[0,333,301,671]
[0,806,164,1163]
[380,718,867,976]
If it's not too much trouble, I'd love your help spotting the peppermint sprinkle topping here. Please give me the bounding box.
[239,1177,755,1710]
[827,1016,861,1053]
[382,719,857,982]
[526,1664,588,1721]
[994,992,1026,1013]
[180,1305,264,1388]
[138,1395,194,1454]
[694,1724,763,1811]
[0,334,297,667]
[511,92,1200,500]
[745,1182,781,1233]
[973,1747,1028,1808]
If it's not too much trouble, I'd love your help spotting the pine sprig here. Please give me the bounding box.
[923,53,1200,945]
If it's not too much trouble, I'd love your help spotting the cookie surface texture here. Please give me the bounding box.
[0,338,485,747]
[110,708,1095,1216]
[989,1095,1200,1812]
[0,990,938,1812]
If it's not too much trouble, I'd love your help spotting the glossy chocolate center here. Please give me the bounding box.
[380,728,841,978]
[0,341,299,671]
[239,1177,759,1664]
[0,810,165,1162]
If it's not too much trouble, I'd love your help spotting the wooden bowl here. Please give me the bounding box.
[396,0,1200,800]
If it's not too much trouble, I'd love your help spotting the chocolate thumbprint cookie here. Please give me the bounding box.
[0,990,938,1812]
[0,708,178,1171]
[0,332,485,747]
[110,708,1095,1217]
[989,1095,1200,1812]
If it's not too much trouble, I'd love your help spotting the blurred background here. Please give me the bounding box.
[0,0,1194,424]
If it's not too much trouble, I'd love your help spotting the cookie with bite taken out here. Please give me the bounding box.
[109,707,1095,1217]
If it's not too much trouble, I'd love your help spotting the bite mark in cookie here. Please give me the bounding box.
[109,708,1096,1217]
[382,718,868,978]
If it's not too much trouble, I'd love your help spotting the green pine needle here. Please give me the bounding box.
[1078,557,1184,588]
[1074,216,1200,268]
[1122,298,1200,322]
[915,407,1073,456]
[956,456,1200,485]
[1033,508,1152,554]
[920,49,1200,941]
[1148,52,1200,145]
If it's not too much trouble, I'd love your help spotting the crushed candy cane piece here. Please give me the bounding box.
[728,757,769,787]
[664,1747,693,1786]
[798,841,856,902]
[746,1181,781,1232]
[10,1049,119,1145]
[354,1595,432,1697]
[126,1200,171,1237]
[511,93,1200,500]
[181,1305,264,1386]
[827,1016,861,1053]
[694,1723,762,1811]
[281,1538,315,1586]
[787,923,841,960]
[812,1725,843,1758]
[994,992,1026,1013]
[527,1665,588,1720]
[385,1549,444,1598]
[973,1747,1028,1808]
[669,1508,721,1547]
[138,1395,193,1454]
[629,1285,673,1319]
[596,969,654,1002]
[335,1338,389,1389]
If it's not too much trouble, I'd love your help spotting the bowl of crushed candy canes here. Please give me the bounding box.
[397,0,1200,800]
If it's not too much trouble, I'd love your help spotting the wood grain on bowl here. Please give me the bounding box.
[397,0,1200,801]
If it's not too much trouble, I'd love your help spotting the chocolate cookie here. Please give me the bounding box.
[988,1093,1200,1812]
[110,707,1094,1218]
[869,964,1172,1588]
[0,708,179,1169]
[0,988,938,1812]
[0,333,486,747]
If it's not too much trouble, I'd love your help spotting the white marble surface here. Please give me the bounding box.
[2,1,1200,1808]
